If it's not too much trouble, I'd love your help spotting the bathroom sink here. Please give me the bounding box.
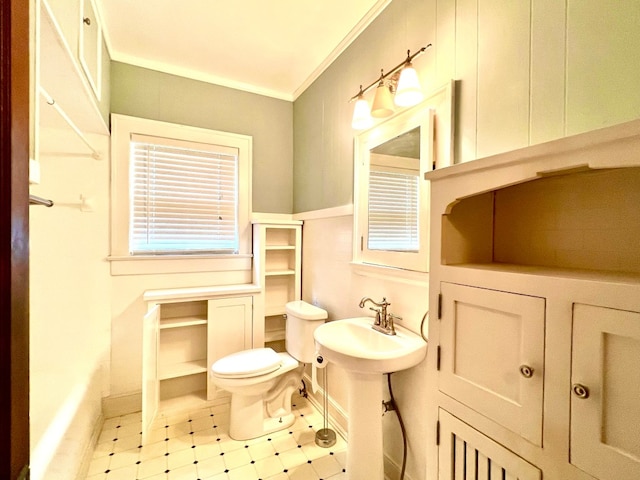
[314,317,427,374]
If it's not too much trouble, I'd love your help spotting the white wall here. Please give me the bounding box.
[301,212,430,480]
[29,128,111,479]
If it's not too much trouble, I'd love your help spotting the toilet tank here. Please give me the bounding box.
[285,300,327,363]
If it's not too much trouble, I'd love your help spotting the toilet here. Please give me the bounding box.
[210,300,327,440]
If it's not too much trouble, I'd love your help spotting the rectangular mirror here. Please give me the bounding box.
[353,81,454,274]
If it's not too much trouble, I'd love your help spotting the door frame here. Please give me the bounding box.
[1,0,31,477]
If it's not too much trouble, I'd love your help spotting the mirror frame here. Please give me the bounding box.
[352,81,455,275]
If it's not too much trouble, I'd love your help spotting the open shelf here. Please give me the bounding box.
[265,270,296,276]
[442,167,640,276]
[158,359,207,380]
[159,316,207,329]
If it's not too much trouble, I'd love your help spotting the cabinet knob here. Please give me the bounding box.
[519,365,534,378]
[83,17,91,26]
[572,383,590,399]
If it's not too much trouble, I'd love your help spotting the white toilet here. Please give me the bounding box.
[210,300,327,440]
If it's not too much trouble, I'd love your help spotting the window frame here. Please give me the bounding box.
[109,114,252,274]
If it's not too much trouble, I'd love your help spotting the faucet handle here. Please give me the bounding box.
[369,307,382,325]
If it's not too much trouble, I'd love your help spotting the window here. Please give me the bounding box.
[130,135,239,255]
[110,115,252,273]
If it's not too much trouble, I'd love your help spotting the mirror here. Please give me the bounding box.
[353,81,454,274]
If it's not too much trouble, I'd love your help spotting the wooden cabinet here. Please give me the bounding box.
[425,121,640,480]
[142,286,258,441]
[439,283,545,445]
[438,410,541,480]
[570,304,640,480]
[253,221,302,350]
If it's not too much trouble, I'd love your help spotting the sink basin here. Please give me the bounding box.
[313,317,427,479]
[314,317,427,373]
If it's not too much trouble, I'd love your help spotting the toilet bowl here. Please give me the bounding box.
[210,300,327,440]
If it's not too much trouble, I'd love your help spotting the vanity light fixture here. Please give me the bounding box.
[350,44,432,129]
[351,86,374,130]
[371,70,395,118]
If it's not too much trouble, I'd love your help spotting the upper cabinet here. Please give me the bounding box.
[34,0,110,163]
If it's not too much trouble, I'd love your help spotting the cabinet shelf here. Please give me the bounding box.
[444,263,640,285]
[159,389,207,413]
[265,269,296,276]
[265,306,287,317]
[159,316,207,329]
[265,328,286,343]
[266,245,296,251]
[158,359,207,380]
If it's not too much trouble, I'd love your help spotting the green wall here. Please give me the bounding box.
[110,62,294,214]
[292,0,640,213]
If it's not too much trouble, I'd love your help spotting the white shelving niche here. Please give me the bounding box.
[253,221,302,351]
[425,119,640,480]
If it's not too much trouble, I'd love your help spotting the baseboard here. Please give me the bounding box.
[102,391,142,418]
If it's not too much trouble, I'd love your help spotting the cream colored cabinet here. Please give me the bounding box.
[142,292,254,441]
[424,121,640,480]
[438,410,541,480]
[439,283,545,446]
[253,221,302,349]
[570,304,640,479]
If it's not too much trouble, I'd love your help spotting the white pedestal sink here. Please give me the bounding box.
[314,317,427,480]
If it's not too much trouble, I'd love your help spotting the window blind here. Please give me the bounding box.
[367,169,419,252]
[129,134,239,255]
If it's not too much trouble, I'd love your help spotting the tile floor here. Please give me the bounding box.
[85,393,347,480]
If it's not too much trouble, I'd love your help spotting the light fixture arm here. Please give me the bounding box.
[348,44,432,103]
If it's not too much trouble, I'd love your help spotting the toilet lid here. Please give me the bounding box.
[211,347,282,378]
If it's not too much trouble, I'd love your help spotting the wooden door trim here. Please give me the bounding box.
[1,0,30,477]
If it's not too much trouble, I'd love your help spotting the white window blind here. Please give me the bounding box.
[367,169,419,252]
[129,134,239,255]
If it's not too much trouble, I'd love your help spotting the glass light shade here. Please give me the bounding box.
[371,82,395,118]
[352,96,373,130]
[394,63,424,107]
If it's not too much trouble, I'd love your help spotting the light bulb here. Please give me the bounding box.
[352,96,373,130]
[371,81,395,118]
[394,63,424,107]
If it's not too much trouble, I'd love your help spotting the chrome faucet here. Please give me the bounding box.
[358,297,398,335]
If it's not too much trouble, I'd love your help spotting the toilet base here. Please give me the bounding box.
[229,392,296,440]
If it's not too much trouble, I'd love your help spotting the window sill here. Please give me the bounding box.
[350,261,429,287]
[108,254,252,276]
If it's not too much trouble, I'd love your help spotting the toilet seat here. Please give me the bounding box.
[211,347,282,379]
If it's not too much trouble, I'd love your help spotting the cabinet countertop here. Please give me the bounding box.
[143,284,261,303]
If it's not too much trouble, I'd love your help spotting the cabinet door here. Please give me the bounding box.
[439,283,545,445]
[207,297,253,399]
[571,304,640,479]
[438,410,541,480]
[142,304,160,444]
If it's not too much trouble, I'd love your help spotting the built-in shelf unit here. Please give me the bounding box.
[253,221,302,350]
[142,285,259,441]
